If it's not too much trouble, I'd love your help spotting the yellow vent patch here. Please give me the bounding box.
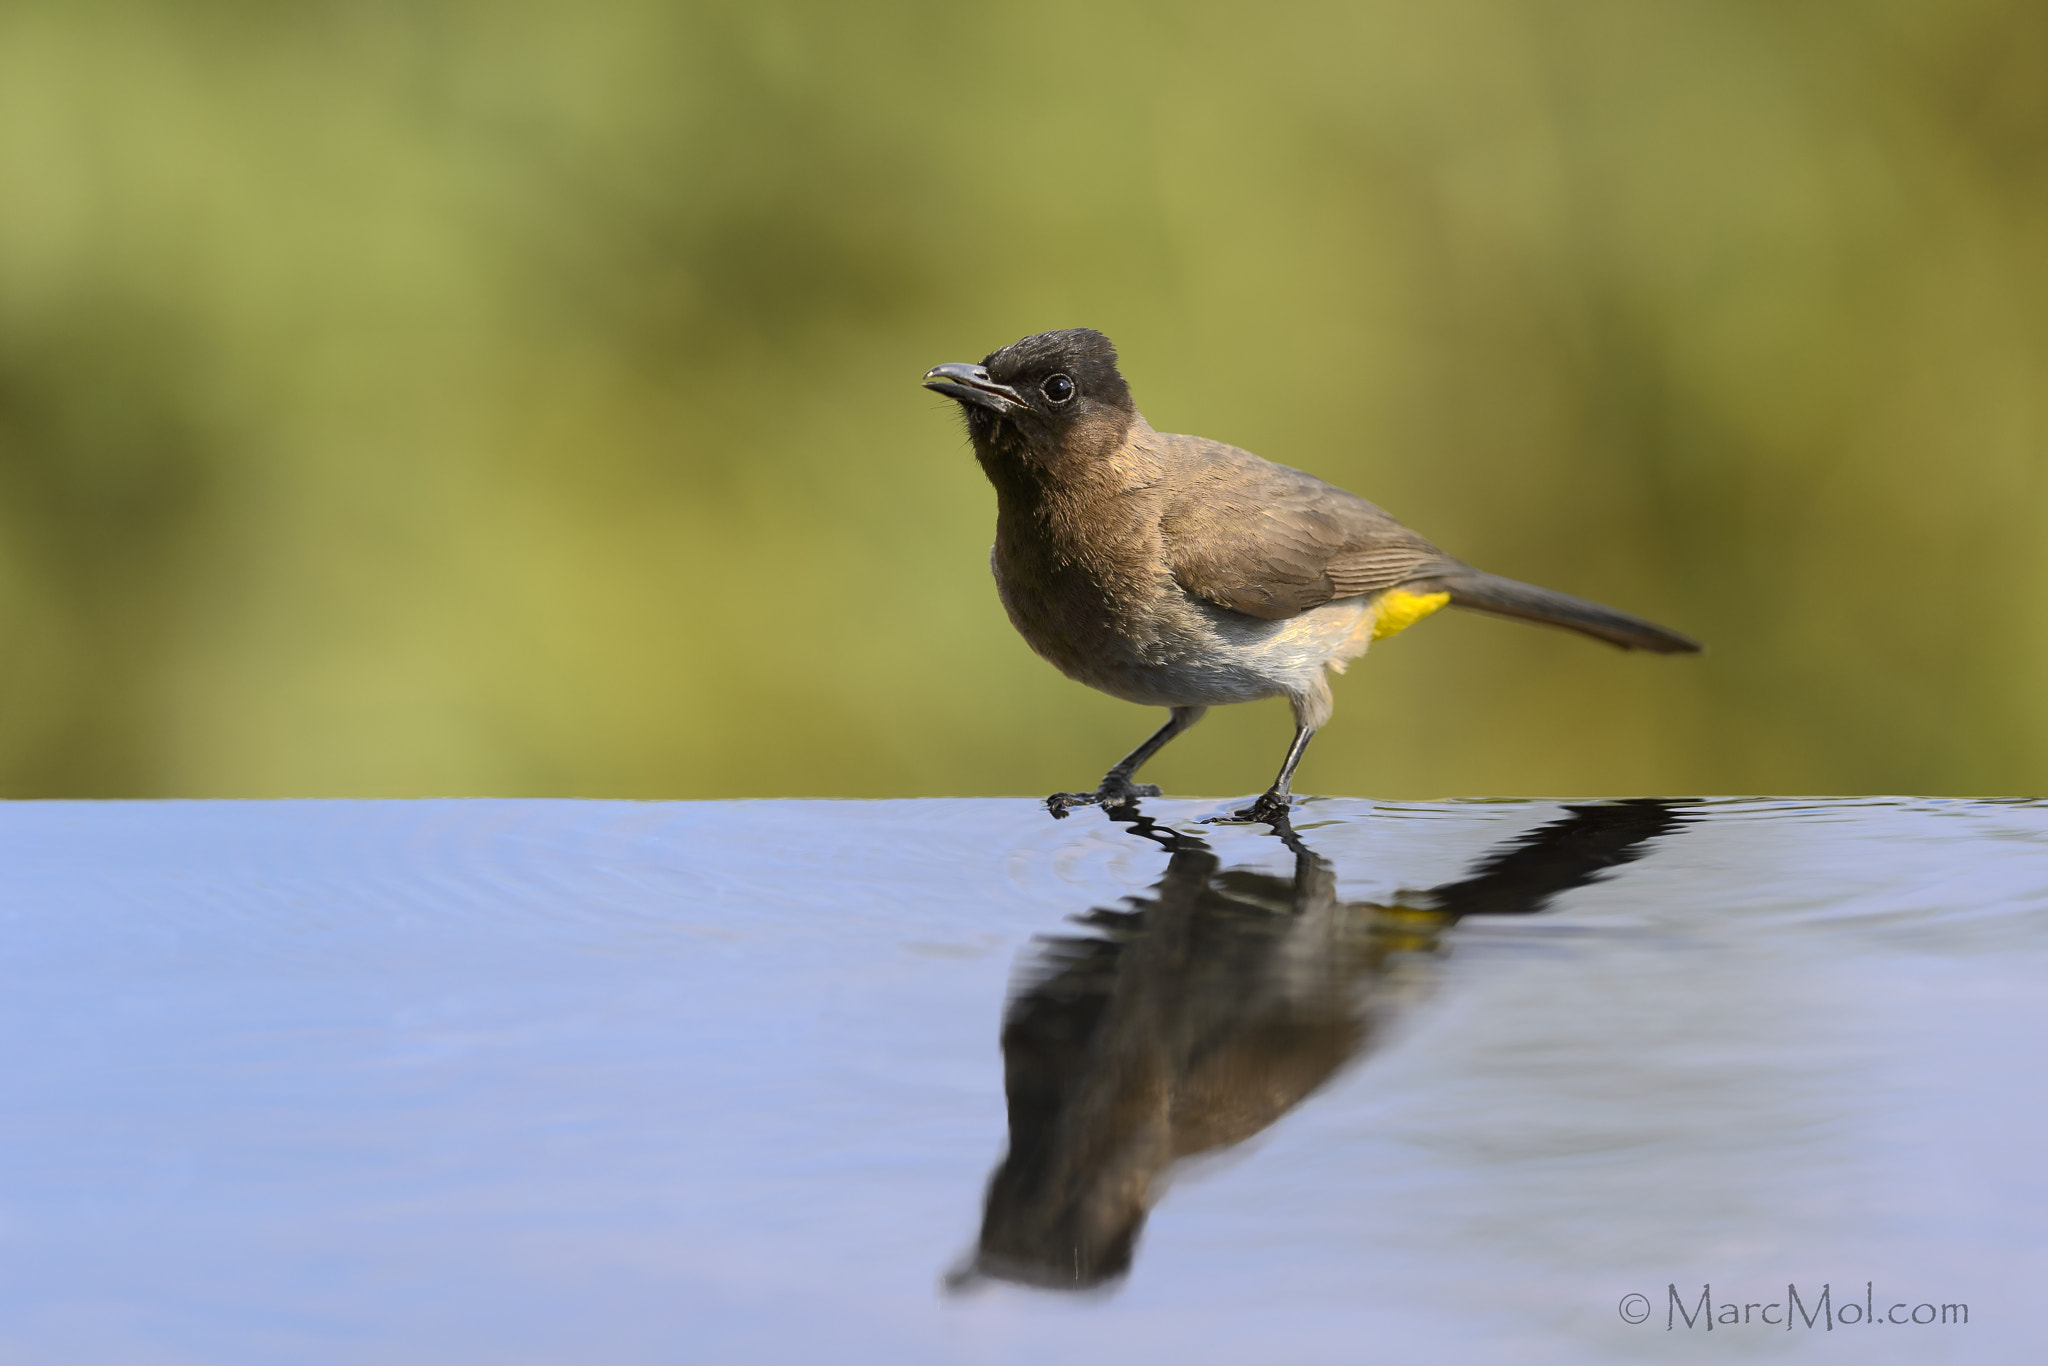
[1370,589,1451,642]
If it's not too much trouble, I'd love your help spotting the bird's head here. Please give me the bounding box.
[923,329,1137,472]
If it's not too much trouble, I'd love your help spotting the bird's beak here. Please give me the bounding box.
[922,362,1028,413]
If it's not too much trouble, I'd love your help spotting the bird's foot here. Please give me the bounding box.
[1045,775,1161,819]
[1204,791,1297,828]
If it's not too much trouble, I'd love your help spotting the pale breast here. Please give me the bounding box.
[998,563,1378,713]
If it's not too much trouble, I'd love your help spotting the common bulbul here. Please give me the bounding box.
[924,329,1700,822]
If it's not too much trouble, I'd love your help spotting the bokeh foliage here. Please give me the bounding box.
[1,0,2044,798]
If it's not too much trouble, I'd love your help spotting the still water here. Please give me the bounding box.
[2,797,2041,1362]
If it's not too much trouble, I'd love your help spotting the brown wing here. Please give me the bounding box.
[1157,434,1460,620]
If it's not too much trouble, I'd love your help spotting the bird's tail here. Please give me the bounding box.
[1417,570,1702,654]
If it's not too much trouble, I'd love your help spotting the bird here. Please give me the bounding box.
[922,328,1700,823]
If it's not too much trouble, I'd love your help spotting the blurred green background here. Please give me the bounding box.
[1,0,2043,800]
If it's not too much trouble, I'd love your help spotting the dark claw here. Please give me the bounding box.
[1044,776,1161,819]
[1202,792,1296,828]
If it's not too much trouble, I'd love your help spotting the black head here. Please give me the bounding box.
[922,329,1136,462]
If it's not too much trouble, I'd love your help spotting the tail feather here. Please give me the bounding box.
[1419,571,1701,654]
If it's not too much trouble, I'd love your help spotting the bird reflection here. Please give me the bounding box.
[950,800,1686,1292]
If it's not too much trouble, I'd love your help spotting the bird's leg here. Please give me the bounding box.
[1047,706,1207,818]
[1225,723,1316,826]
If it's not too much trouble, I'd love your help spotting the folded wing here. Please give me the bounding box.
[1157,434,1701,654]
[1158,435,1457,620]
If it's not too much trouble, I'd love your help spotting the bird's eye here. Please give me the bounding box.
[1042,373,1075,404]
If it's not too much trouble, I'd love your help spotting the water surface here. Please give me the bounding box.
[1,797,2040,1362]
